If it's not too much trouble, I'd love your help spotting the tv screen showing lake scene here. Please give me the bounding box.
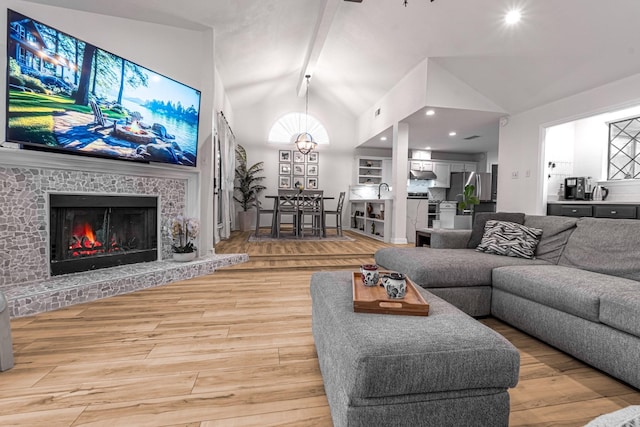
[6,9,201,167]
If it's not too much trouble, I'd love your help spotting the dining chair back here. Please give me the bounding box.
[298,190,324,238]
[254,190,274,238]
[324,191,346,236]
[276,189,299,238]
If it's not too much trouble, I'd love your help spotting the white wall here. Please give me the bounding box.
[1,0,220,250]
[498,72,640,214]
[544,123,575,200]
[573,117,607,181]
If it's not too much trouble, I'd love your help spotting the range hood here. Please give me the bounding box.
[409,169,437,180]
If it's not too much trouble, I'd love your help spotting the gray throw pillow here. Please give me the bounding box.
[476,220,543,259]
[467,212,526,248]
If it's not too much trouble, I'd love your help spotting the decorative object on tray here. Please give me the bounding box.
[360,264,380,287]
[382,272,407,299]
[352,272,429,316]
[170,215,199,261]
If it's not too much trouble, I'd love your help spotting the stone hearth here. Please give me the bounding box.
[1,253,248,318]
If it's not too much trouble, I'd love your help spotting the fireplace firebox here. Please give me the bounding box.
[49,194,158,276]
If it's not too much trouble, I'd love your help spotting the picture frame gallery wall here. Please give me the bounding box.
[278,150,318,189]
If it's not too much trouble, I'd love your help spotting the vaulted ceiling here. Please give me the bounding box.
[20,0,640,152]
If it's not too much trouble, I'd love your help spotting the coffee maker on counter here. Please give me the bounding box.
[564,177,587,200]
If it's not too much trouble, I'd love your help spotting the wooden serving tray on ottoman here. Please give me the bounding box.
[352,271,429,316]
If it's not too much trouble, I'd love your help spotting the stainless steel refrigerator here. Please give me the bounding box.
[446,172,494,203]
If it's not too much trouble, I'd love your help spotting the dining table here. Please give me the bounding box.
[266,193,334,238]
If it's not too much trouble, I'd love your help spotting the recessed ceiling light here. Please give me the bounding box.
[449,131,457,137]
[425,109,435,116]
[505,9,521,24]
[380,136,387,141]
[425,146,431,150]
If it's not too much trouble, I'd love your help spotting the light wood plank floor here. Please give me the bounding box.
[1,230,638,426]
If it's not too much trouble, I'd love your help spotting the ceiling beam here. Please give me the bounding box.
[296,0,340,96]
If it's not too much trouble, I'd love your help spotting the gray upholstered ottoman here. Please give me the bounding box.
[310,271,519,427]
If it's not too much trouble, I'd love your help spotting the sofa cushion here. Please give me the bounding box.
[467,212,525,248]
[600,290,640,338]
[493,265,640,322]
[374,247,548,288]
[476,220,543,259]
[558,217,640,281]
[524,215,578,264]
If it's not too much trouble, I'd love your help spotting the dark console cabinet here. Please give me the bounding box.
[547,203,639,219]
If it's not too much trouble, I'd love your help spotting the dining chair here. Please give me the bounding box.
[298,190,324,238]
[276,189,299,238]
[254,190,274,238]
[324,191,345,236]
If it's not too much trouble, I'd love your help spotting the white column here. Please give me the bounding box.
[391,122,409,244]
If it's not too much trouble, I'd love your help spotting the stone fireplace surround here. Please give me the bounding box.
[0,147,247,318]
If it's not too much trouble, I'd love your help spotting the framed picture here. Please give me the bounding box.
[279,176,291,189]
[308,152,319,163]
[279,150,291,162]
[293,164,305,176]
[293,151,305,163]
[307,164,318,176]
[306,177,318,190]
[279,163,291,175]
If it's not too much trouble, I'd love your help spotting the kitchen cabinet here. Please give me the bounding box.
[431,162,451,188]
[547,202,640,219]
[450,162,477,173]
[356,156,388,185]
[409,160,433,171]
[349,199,392,242]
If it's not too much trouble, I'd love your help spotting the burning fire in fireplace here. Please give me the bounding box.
[69,222,119,257]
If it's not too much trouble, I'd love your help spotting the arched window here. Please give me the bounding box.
[268,113,329,145]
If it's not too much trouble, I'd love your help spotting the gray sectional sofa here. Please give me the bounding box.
[375,214,640,390]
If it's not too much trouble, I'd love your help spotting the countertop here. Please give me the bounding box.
[547,200,640,205]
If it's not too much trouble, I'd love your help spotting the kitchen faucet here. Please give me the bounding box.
[378,182,390,199]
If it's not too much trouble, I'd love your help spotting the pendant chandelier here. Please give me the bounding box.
[294,75,317,155]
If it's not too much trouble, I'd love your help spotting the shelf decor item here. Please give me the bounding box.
[170,215,199,260]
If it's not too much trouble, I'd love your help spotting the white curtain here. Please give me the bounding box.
[217,112,236,240]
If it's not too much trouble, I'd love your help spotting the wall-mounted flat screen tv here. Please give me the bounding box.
[6,9,201,167]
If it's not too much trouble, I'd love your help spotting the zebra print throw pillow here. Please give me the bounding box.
[476,220,543,259]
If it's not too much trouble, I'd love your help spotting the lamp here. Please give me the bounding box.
[294,75,317,155]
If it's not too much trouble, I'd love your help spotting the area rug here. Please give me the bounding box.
[585,406,640,427]
[248,233,355,242]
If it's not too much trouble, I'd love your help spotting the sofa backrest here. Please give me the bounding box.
[524,215,578,264]
[558,217,640,281]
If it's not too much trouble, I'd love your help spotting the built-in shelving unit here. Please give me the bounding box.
[356,157,389,185]
[349,199,393,242]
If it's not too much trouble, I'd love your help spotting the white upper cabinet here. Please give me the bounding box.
[450,162,477,173]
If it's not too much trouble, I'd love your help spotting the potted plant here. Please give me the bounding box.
[171,215,199,261]
[454,184,479,229]
[234,144,266,231]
